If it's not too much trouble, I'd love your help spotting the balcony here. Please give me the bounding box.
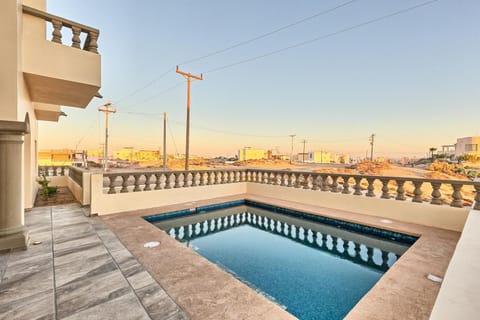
[22,5,101,109]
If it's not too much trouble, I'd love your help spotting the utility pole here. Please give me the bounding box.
[176,65,203,171]
[163,112,167,171]
[301,139,307,163]
[98,102,116,171]
[289,134,296,164]
[369,134,375,161]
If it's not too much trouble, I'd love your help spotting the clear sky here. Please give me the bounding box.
[39,0,480,158]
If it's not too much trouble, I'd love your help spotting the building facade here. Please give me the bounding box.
[0,0,101,249]
[455,136,480,157]
[238,147,266,161]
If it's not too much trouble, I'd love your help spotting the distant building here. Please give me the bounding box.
[138,150,161,161]
[455,137,480,157]
[439,136,480,158]
[38,149,72,166]
[238,147,266,161]
[307,151,331,164]
[114,147,137,161]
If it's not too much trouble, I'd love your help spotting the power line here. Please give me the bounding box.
[106,1,358,107]
[204,0,439,74]
[178,0,360,66]
[119,81,184,112]
[112,67,173,105]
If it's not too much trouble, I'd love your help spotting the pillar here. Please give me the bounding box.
[0,115,30,250]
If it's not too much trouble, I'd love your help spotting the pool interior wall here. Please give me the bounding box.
[145,200,417,320]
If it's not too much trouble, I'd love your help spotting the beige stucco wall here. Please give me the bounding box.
[247,184,468,232]
[66,171,91,206]
[429,207,480,319]
[90,174,248,216]
[0,1,40,210]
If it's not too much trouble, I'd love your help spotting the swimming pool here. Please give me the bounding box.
[146,200,416,320]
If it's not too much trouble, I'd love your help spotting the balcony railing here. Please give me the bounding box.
[23,5,99,53]
[101,169,480,210]
[38,165,69,177]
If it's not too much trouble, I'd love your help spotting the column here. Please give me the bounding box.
[0,115,30,250]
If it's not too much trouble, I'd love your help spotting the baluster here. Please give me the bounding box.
[133,174,142,192]
[51,20,63,44]
[175,173,182,188]
[295,174,303,188]
[86,31,99,53]
[353,177,363,195]
[303,175,312,190]
[412,181,423,203]
[366,178,375,197]
[199,171,206,186]
[121,174,129,193]
[450,183,463,208]
[108,176,116,194]
[71,26,81,48]
[430,182,443,205]
[320,175,330,192]
[216,172,222,184]
[380,179,390,199]
[184,173,191,187]
[288,174,295,187]
[342,176,351,194]
[474,184,480,210]
[164,173,172,189]
[312,175,320,190]
[155,173,162,190]
[330,175,339,193]
[395,179,406,200]
[144,174,152,191]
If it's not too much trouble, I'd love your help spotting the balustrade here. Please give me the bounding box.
[23,5,100,54]
[98,168,480,209]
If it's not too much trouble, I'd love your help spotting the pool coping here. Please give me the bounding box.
[101,193,460,320]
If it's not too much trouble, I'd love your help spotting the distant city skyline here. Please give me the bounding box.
[39,0,480,158]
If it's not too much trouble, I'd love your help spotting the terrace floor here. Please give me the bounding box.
[0,203,187,320]
[0,196,461,320]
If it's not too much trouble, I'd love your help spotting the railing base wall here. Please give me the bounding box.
[247,184,469,232]
[429,206,480,319]
[67,171,91,206]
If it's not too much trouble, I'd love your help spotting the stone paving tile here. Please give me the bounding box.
[62,292,150,320]
[136,283,186,320]
[0,289,54,320]
[56,266,131,319]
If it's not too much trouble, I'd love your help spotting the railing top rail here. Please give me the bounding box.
[251,168,480,186]
[98,167,479,186]
[102,168,245,177]
[22,5,99,34]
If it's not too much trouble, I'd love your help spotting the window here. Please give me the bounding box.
[465,144,478,152]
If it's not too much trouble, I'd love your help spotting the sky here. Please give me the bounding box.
[39,0,480,158]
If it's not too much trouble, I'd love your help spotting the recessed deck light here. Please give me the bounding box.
[143,241,160,248]
[380,219,393,224]
[427,274,443,283]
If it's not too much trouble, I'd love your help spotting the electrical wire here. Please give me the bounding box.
[204,0,439,74]
[178,0,360,66]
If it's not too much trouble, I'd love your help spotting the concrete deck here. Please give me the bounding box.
[0,203,187,320]
[0,197,461,320]
[102,194,460,320]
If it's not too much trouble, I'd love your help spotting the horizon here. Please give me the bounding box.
[39,0,480,158]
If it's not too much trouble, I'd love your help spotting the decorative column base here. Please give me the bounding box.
[0,226,29,251]
[0,114,30,251]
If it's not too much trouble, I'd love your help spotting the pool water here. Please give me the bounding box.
[149,201,414,320]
